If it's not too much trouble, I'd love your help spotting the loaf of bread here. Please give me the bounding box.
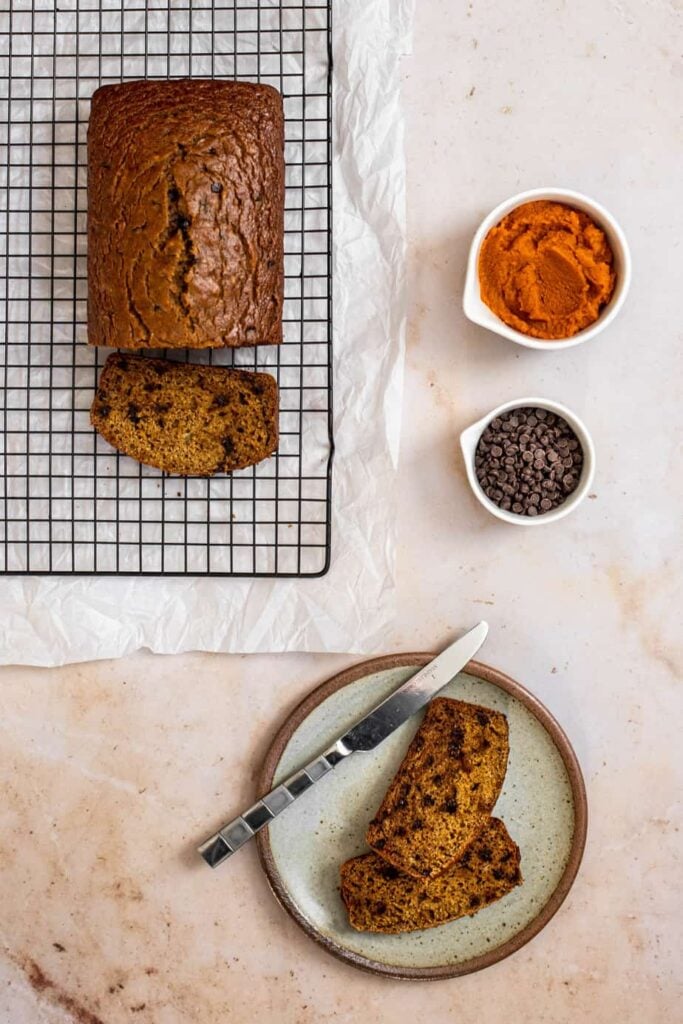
[341,817,522,934]
[366,697,509,879]
[87,79,284,350]
[91,353,278,475]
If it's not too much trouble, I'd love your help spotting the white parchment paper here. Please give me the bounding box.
[0,0,414,666]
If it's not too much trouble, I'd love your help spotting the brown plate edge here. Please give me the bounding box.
[255,654,588,982]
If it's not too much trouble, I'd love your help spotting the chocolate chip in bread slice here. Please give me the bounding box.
[365,697,509,879]
[341,817,522,934]
[91,353,278,475]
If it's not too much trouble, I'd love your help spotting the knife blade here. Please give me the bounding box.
[198,621,488,869]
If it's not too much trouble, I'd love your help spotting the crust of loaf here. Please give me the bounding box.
[87,79,284,349]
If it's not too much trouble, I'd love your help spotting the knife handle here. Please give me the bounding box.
[198,739,352,868]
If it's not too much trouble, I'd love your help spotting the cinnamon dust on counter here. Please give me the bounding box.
[478,200,616,339]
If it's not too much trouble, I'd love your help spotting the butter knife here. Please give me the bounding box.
[198,621,488,869]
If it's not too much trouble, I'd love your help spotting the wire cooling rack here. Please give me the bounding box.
[0,0,333,576]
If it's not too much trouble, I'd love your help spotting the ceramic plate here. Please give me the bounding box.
[256,656,587,980]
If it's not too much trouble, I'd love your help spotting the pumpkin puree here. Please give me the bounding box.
[478,200,616,340]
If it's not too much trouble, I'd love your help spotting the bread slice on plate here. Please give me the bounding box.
[91,352,278,475]
[341,816,522,934]
[366,697,509,879]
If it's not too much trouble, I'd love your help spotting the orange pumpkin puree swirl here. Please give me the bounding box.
[478,200,616,340]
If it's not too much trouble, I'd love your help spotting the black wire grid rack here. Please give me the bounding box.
[0,0,333,576]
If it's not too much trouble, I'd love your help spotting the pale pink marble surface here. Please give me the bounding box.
[1,0,682,1020]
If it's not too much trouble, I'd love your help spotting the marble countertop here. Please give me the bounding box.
[1,0,681,1020]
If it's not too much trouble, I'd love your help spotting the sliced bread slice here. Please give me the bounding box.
[341,817,522,933]
[91,352,278,475]
[365,697,509,879]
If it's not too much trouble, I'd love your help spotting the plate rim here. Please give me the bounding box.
[256,654,588,981]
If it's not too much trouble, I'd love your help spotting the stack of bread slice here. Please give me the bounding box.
[340,697,522,934]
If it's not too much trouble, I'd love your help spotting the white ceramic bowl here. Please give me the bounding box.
[460,397,596,526]
[463,188,631,350]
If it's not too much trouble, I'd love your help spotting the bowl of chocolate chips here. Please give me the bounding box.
[460,398,595,525]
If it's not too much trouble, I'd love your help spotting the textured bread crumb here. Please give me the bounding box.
[91,353,278,475]
[341,817,522,933]
[366,697,509,879]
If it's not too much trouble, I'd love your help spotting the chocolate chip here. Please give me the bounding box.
[381,864,400,880]
[448,726,465,757]
[211,182,222,193]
